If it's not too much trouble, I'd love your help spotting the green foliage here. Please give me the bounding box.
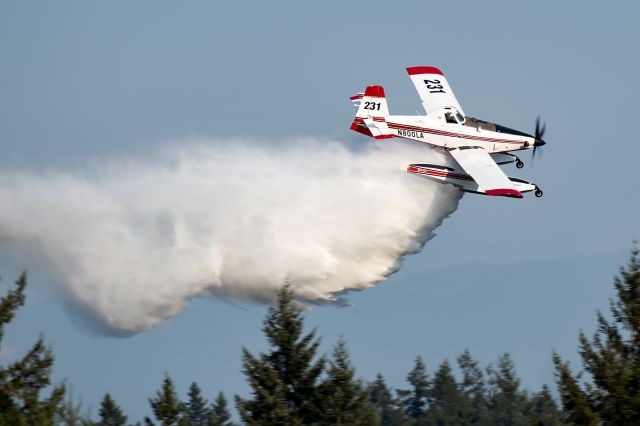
[210,392,234,426]
[15,245,640,425]
[0,272,65,426]
[57,387,93,426]
[98,393,128,426]
[185,382,209,426]
[552,354,598,425]
[554,245,640,424]
[484,353,528,425]
[456,349,486,424]
[318,338,375,425]
[527,385,565,426]
[368,374,405,426]
[148,374,186,426]
[424,360,465,425]
[235,284,325,425]
[397,356,429,419]
[0,272,26,348]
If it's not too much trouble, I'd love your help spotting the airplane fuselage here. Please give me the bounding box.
[384,114,535,154]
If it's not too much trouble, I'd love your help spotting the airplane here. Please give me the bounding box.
[349,66,546,198]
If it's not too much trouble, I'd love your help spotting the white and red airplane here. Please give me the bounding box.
[349,66,546,198]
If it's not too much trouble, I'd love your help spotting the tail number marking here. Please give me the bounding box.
[397,129,424,139]
[424,79,445,94]
[363,102,381,111]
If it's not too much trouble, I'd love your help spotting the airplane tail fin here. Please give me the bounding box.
[355,85,389,118]
[349,85,394,139]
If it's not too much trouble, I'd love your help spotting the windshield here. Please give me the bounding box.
[463,117,496,132]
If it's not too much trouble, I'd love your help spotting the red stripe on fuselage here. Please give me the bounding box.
[388,122,525,144]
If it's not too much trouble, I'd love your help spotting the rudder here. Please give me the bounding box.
[349,85,394,139]
[355,85,389,118]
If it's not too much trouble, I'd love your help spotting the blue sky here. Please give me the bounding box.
[1,0,639,422]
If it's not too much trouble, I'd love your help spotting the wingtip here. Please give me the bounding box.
[486,189,524,198]
[406,66,444,76]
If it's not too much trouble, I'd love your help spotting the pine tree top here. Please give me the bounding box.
[554,244,640,424]
[0,272,27,349]
[236,284,325,425]
[0,272,65,425]
[99,393,128,426]
[149,373,184,425]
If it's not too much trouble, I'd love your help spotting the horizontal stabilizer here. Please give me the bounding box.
[349,92,364,108]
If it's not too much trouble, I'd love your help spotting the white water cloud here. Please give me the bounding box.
[0,139,461,332]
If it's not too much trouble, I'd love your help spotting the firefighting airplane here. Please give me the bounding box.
[349,66,546,198]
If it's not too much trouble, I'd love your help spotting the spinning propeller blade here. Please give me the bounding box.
[532,116,547,162]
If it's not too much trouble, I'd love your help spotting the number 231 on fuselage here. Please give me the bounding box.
[349,66,546,199]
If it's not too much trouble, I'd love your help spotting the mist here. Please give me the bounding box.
[0,138,461,332]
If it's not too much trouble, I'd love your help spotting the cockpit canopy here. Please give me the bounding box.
[443,107,465,124]
[463,116,496,131]
[463,117,534,138]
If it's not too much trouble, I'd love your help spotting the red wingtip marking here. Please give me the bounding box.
[374,134,395,140]
[364,85,385,98]
[486,189,524,198]
[406,66,444,76]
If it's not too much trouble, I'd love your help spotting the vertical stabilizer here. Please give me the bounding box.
[349,85,394,139]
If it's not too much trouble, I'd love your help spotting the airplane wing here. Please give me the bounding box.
[406,66,465,116]
[448,146,523,198]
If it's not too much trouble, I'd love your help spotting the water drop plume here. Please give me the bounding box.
[0,138,461,332]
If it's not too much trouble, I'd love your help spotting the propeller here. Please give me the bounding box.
[532,116,547,162]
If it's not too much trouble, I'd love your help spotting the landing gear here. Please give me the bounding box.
[534,188,543,198]
[515,159,524,169]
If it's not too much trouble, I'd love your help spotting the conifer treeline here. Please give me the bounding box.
[232,286,564,425]
[1,246,640,425]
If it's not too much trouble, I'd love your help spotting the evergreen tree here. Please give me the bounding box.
[57,387,92,426]
[0,272,65,426]
[148,374,186,426]
[210,392,233,426]
[235,284,325,425]
[318,338,375,425]
[98,393,128,426]
[485,353,527,426]
[397,356,429,420]
[526,385,565,426]
[552,356,598,425]
[554,245,640,424]
[457,349,486,424]
[368,374,405,426]
[425,360,464,425]
[185,382,209,426]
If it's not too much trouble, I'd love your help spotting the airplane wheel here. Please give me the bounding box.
[535,188,543,198]
[516,160,524,169]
